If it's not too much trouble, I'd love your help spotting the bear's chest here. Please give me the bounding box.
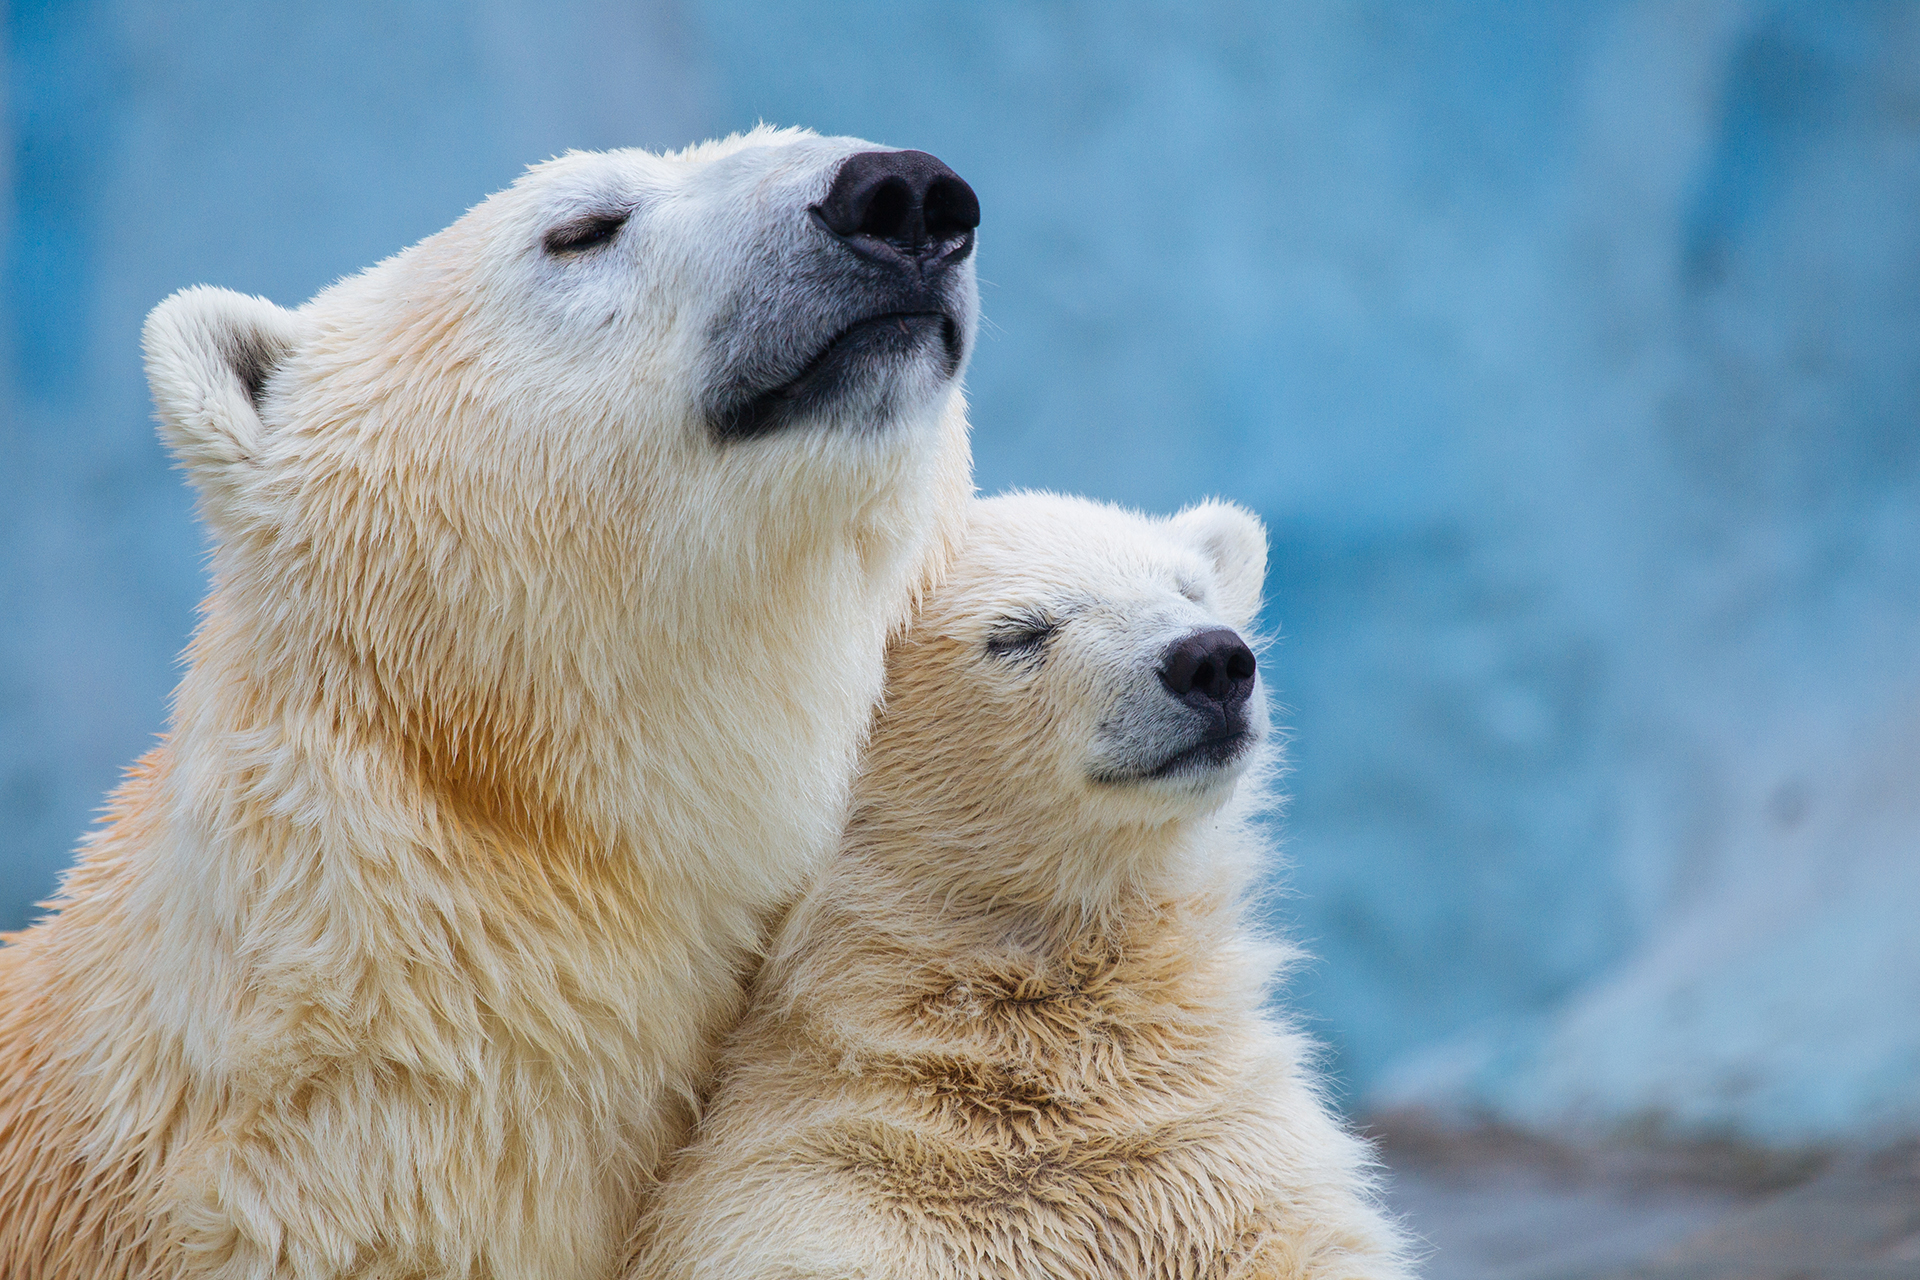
[803,958,1283,1280]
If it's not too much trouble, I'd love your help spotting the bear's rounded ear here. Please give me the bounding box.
[142,286,303,508]
[1171,500,1268,629]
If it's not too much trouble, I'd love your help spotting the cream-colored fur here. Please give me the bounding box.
[0,127,974,1280]
[629,493,1412,1280]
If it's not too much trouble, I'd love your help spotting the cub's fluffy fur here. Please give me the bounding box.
[630,494,1410,1280]
[0,128,974,1280]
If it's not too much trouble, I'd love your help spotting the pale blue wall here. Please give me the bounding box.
[7,0,1918,1141]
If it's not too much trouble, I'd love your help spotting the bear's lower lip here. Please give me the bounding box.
[1090,729,1257,787]
[772,312,956,402]
[711,311,960,440]
[1144,730,1256,780]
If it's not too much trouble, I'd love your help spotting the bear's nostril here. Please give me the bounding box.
[923,176,979,241]
[858,177,914,242]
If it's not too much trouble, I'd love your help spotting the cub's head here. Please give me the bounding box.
[856,493,1272,908]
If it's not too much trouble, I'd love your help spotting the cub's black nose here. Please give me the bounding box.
[1158,628,1257,712]
[814,149,979,266]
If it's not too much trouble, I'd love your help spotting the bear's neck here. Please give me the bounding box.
[841,804,1241,919]
[167,531,909,910]
[760,826,1278,1055]
[54,408,966,1091]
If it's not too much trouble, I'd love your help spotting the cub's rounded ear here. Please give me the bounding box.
[142,287,303,508]
[1171,500,1268,629]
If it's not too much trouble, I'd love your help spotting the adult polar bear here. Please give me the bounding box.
[0,129,978,1280]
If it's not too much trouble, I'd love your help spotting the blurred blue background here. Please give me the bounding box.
[6,0,1918,1149]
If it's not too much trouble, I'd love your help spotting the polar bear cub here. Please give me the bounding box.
[630,493,1412,1280]
[0,129,977,1280]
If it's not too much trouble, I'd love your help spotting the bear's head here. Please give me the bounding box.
[144,125,977,550]
[136,128,980,857]
[853,492,1272,910]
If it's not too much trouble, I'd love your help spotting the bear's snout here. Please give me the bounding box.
[705,142,979,441]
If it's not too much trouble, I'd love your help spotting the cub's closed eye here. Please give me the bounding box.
[985,614,1059,659]
[543,212,630,254]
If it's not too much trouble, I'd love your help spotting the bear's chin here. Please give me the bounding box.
[1091,728,1258,789]
[709,312,962,441]
[1143,728,1259,780]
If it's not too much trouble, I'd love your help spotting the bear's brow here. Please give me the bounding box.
[545,190,646,226]
[987,605,1055,632]
[977,599,1084,645]
[995,596,1089,623]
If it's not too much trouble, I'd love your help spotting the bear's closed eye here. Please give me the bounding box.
[543,212,630,254]
[985,613,1059,658]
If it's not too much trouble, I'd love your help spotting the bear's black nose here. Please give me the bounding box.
[1158,628,1257,715]
[813,150,978,269]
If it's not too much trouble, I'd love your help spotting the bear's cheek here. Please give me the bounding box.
[1016,683,1106,791]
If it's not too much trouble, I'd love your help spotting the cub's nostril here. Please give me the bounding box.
[815,149,979,260]
[1158,627,1257,708]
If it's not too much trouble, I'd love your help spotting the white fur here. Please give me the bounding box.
[0,127,973,1280]
[630,494,1411,1280]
